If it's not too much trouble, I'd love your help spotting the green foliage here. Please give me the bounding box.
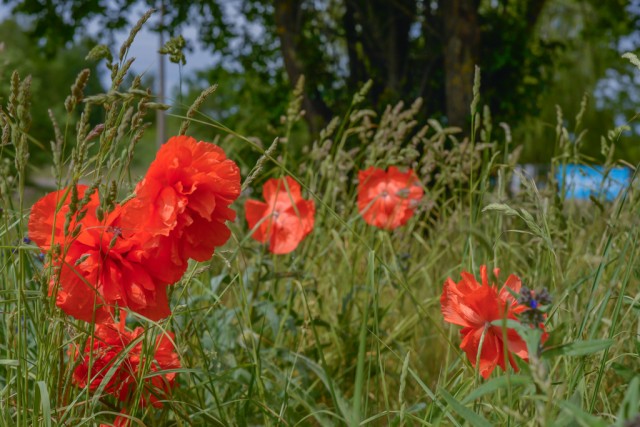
[3,0,232,56]
[173,65,307,172]
[514,0,640,163]
[0,19,103,167]
[7,0,640,164]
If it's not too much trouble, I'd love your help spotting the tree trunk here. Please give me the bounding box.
[442,0,481,128]
[525,0,549,35]
[343,0,416,105]
[274,0,332,135]
[343,0,365,89]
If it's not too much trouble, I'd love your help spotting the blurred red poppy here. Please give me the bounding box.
[440,265,547,379]
[100,410,130,427]
[28,185,177,322]
[245,176,315,254]
[72,322,180,407]
[121,135,241,266]
[357,166,423,230]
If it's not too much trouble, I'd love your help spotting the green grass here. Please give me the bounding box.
[0,19,639,427]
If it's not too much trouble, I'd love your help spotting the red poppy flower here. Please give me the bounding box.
[121,135,241,267]
[440,265,547,379]
[28,185,177,322]
[357,166,423,230]
[72,322,180,407]
[245,176,315,254]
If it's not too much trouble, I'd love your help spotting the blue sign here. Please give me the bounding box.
[556,165,631,201]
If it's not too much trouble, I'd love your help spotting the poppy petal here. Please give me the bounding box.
[268,212,306,254]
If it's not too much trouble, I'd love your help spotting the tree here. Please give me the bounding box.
[262,0,552,128]
[0,18,103,166]
[2,0,637,143]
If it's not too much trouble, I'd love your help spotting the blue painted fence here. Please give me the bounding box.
[555,165,631,201]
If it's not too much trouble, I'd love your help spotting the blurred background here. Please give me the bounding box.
[1,0,640,170]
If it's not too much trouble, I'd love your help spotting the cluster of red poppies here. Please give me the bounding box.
[29,136,241,412]
[241,166,548,378]
[29,133,545,422]
[70,322,180,407]
[244,166,425,254]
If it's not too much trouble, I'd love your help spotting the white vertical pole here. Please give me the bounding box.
[156,0,166,149]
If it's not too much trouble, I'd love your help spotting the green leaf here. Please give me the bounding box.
[542,339,614,358]
[439,387,493,427]
[615,377,640,426]
[408,370,461,427]
[556,400,608,427]
[34,381,51,427]
[351,251,374,427]
[284,352,351,422]
[462,375,532,404]
[611,363,639,382]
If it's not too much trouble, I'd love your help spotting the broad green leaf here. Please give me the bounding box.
[615,377,640,426]
[34,381,51,427]
[462,375,532,404]
[542,339,614,358]
[556,400,608,427]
